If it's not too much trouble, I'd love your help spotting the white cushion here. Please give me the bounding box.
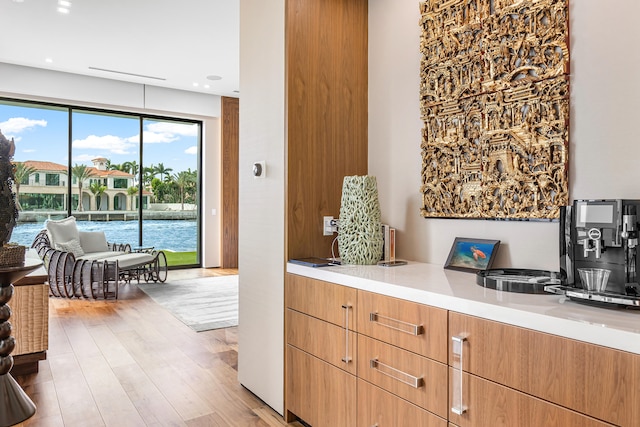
[45,216,79,247]
[55,239,85,257]
[77,251,125,261]
[110,253,155,269]
[79,231,109,253]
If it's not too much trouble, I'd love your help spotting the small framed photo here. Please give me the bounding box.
[444,237,500,273]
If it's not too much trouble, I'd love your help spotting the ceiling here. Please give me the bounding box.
[0,0,240,98]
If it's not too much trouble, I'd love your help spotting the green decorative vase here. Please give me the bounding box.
[338,175,383,265]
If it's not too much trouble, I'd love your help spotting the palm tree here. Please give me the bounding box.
[107,161,124,171]
[154,163,173,182]
[123,161,140,184]
[143,165,156,188]
[127,186,139,211]
[89,181,107,210]
[72,164,96,211]
[12,162,37,210]
[172,171,195,210]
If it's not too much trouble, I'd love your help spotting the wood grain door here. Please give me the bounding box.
[357,379,447,427]
[357,335,448,418]
[286,345,356,427]
[449,311,640,426]
[358,290,448,362]
[286,274,357,327]
[287,309,357,375]
[448,369,614,427]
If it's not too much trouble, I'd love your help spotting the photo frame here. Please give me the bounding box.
[444,237,500,273]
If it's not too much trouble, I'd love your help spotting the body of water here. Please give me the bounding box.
[12,219,198,252]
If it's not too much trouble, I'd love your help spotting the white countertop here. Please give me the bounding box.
[287,261,640,355]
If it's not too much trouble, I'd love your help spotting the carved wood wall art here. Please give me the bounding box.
[419,0,569,219]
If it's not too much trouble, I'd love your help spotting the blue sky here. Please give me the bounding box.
[0,102,199,174]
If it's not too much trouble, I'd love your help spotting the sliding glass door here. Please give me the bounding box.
[141,118,200,265]
[71,110,141,245]
[0,98,202,268]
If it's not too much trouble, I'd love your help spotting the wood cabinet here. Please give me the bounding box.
[357,334,448,418]
[358,379,447,427]
[285,274,357,425]
[286,274,448,426]
[287,309,356,375]
[448,369,613,427]
[285,271,640,427]
[286,273,356,328]
[286,345,356,427]
[449,311,639,426]
[358,290,448,363]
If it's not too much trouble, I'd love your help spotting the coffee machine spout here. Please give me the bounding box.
[583,228,603,259]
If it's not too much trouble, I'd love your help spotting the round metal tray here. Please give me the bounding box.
[476,269,563,294]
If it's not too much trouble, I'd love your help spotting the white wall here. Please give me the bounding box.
[368,0,640,271]
[237,0,286,415]
[0,63,223,267]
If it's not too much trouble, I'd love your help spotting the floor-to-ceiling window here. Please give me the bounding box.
[1,98,202,268]
[141,118,199,265]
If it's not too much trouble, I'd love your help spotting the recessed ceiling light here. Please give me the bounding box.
[12,0,25,3]
[206,75,222,81]
[58,0,71,6]
[45,58,53,63]
[192,82,199,87]
[57,7,69,13]
[204,84,210,89]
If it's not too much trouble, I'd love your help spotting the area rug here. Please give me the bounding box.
[137,275,238,332]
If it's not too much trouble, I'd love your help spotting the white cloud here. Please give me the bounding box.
[0,117,47,139]
[73,134,135,155]
[137,130,179,144]
[146,122,198,136]
[22,149,36,153]
[72,154,98,163]
[185,146,198,155]
[139,122,198,144]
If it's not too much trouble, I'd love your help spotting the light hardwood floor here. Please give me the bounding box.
[14,268,295,427]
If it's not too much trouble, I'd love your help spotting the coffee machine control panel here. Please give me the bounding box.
[574,200,624,259]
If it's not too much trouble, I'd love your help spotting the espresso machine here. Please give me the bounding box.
[546,199,640,307]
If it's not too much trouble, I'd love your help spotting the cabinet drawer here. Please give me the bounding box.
[449,311,640,426]
[357,291,447,362]
[287,309,357,374]
[448,369,614,427]
[357,335,448,418]
[286,345,356,427]
[286,273,356,327]
[357,379,447,427]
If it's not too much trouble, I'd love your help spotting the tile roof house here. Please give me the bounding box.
[17,158,147,212]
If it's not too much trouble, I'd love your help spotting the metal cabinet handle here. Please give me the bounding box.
[369,312,424,336]
[341,304,352,363]
[370,358,424,388]
[451,335,467,415]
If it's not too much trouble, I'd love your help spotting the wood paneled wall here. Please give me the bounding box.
[221,96,239,268]
[286,0,369,260]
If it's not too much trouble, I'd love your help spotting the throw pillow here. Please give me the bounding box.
[79,231,109,253]
[55,239,85,258]
[45,216,79,247]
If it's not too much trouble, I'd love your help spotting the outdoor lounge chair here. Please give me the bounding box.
[31,216,167,299]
